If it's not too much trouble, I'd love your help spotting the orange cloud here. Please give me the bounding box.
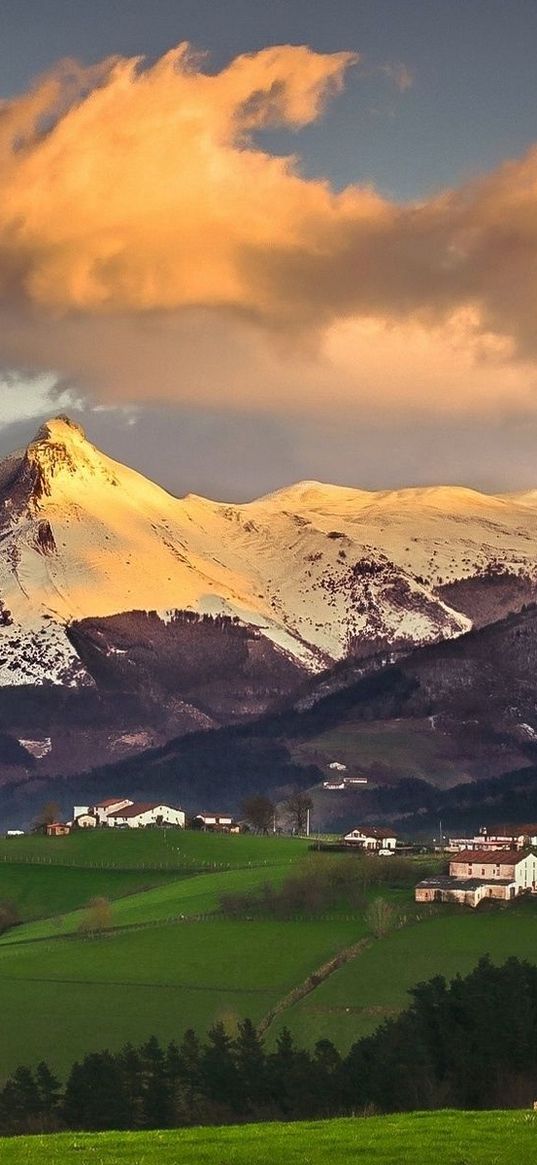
[1,42,537,420]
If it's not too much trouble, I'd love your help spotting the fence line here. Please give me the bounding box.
[0,855,292,873]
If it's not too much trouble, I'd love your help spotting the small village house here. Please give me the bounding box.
[105,803,185,829]
[447,826,537,852]
[45,822,71,837]
[343,826,397,852]
[415,849,537,908]
[73,799,185,829]
[74,798,134,826]
[191,813,240,833]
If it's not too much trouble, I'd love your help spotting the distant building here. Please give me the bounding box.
[328,762,347,771]
[45,822,71,837]
[323,775,368,791]
[343,827,397,851]
[73,799,185,829]
[74,814,98,830]
[74,799,133,826]
[106,803,185,829]
[191,813,240,833]
[415,849,537,908]
[447,828,537,852]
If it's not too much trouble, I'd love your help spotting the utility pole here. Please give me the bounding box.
[306,807,310,838]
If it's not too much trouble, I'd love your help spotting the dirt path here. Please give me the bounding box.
[258,934,373,1036]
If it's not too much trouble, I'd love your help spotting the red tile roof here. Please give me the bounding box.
[346,827,396,839]
[450,849,526,865]
[95,797,131,809]
[109,802,180,819]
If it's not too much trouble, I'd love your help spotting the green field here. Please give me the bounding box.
[0,862,308,944]
[1,832,537,1083]
[272,903,537,1051]
[2,1111,537,1164]
[0,829,310,870]
[292,717,465,785]
[0,918,361,1075]
[0,863,178,922]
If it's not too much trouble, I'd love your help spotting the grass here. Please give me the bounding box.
[273,902,537,1051]
[2,1111,537,1163]
[0,918,362,1075]
[2,832,537,1088]
[0,863,178,922]
[0,862,314,945]
[0,830,310,871]
[293,717,464,785]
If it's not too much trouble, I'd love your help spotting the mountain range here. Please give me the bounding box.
[2,415,537,822]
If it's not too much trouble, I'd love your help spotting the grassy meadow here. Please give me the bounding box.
[1,831,537,1079]
[2,1111,537,1164]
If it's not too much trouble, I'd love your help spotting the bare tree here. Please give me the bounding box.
[32,801,61,834]
[78,897,113,935]
[365,896,397,939]
[283,790,313,835]
[241,795,275,835]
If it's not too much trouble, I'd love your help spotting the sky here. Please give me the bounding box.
[1,0,537,499]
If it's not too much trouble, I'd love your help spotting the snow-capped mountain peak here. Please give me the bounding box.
[1,416,537,688]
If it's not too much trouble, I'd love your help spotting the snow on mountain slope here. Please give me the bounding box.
[1,416,537,686]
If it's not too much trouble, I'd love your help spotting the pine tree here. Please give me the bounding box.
[202,1022,240,1115]
[63,1052,131,1130]
[234,1018,268,1112]
[35,1061,62,1127]
[140,1036,174,1128]
[175,1028,206,1124]
[1,1067,42,1132]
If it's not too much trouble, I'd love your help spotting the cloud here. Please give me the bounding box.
[1,42,537,420]
[381,62,414,92]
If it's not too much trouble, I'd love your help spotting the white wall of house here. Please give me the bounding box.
[92,799,133,824]
[450,853,537,887]
[109,805,185,829]
[416,881,516,908]
[74,814,97,829]
[344,830,396,850]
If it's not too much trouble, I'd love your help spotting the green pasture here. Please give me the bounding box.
[0,918,361,1076]
[293,716,465,785]
[0,830,310,871]
[0,863,177,922]
[0,861,312,945]
[274,902,537,1051]
[3,1111,537,1165]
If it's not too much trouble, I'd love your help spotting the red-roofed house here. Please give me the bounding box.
[415,849,537,908]
[343,827,397,852]
[106,802,185,829]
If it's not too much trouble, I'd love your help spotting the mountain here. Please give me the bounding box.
[5,603,537,831]
[3,415,537,787]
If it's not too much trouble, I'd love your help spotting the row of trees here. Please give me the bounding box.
[241,792,313,834]
[2,957,537,1135]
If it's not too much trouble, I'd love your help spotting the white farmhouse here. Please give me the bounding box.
[74,798,134,826]
[416,849,537,908]
[106,802,185,829]
[343,827,397,851]
[191,813,239,833]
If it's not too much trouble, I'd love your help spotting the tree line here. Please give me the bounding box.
[1,957,537,1135]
